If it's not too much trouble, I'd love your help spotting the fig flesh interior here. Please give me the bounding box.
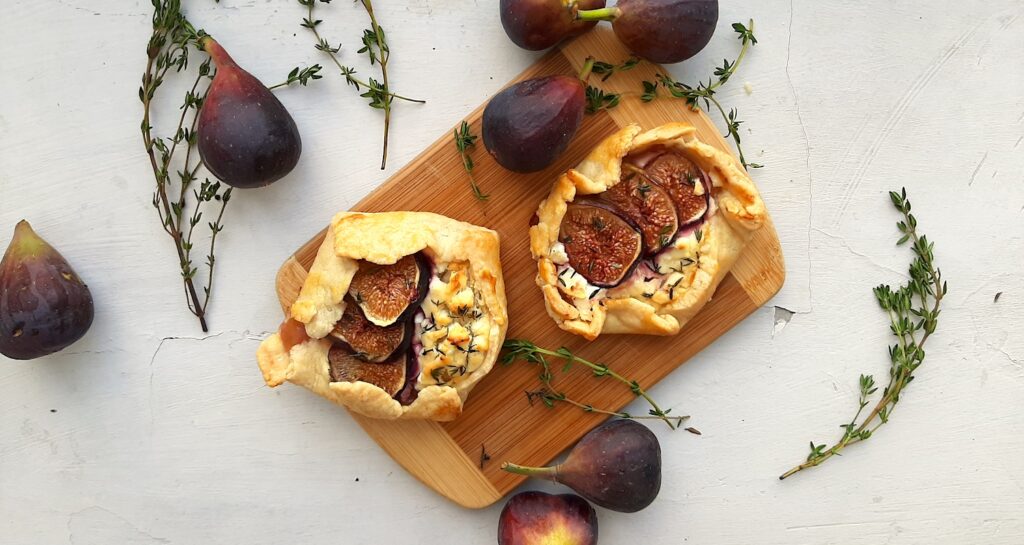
[348,254,428,327]
[601,170,679,255]
[328,345,407,396]
[278,318,310,351]
[330,296,407,362]
[559,203,642,288]
[635,150,710,225]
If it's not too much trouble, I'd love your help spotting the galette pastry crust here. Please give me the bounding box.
[530,123,766,340]
[257,211,507,421]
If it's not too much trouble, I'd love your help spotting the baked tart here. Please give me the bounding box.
[257,212,508,421]
[530,123,766,340]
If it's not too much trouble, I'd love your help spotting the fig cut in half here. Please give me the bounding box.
[559,203,642,288]
[329,297,408,362]
[348,254,429,327]
[601,170,679,255]
[328,345,407,397]
[636,151,710,225]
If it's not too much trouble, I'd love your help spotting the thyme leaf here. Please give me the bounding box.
[268,64,324,90]
[591,56,640,81]
[585,85,621,114]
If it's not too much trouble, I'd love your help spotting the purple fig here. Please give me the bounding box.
[500,0,607,51]
[482,74,586,173]
[0,221,94,360]
[503,419,661,513]
[198,37,302,188]
[577,0,719,64]
[498,491,598,545]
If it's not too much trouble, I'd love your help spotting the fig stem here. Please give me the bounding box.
[501,462,557,480]
[200,36,234,68]
[575,6,620,21]
[578,57,596,82]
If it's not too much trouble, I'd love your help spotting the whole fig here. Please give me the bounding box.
[0,221,94,360]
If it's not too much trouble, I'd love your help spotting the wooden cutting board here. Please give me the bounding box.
[272,27,784,509]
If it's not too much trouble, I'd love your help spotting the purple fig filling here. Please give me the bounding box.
[327,252,434,406]
[561,149,712,291]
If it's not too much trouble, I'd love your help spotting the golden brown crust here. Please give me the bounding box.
[530,123,766,340]
[257,212,507,421]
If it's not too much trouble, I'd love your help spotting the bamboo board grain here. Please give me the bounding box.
[272,27,785,509]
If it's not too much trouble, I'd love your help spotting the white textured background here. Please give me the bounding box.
[2,1,1023,543]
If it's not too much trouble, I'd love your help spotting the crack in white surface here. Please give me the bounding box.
[812,227,906,276]
[146,331,261,425]
[832,19,986,227]
[969,151,989,186]
[787,520,889,531]
[786,0,815,313]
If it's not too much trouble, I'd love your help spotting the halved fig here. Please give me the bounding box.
[636,151,710,225]
[601,171,679,255]
[330,297,407,362]
[559,203,642,288]
[328,345,406,396]
[349,254,429,327]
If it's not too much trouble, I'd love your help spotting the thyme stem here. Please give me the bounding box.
[779,188,946,479]
[140,2,212,331]
[453,121,488,201]
[502,340,684,430]
[299,0,424,170]
[359,0,391,170]
[528,389,689,424]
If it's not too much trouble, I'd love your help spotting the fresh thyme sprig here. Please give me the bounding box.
[502,339,685,430]
[298,0,425,170]
[577,57,620,115]
[269,64,324,90]
[640,20,762,170]
[585,85,621,114]
[526,388,689,426]
[453,121,488,201]
[779,188,947,480]
[141,0,231,332]
[591,56,640,81]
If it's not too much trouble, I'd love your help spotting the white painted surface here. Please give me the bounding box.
[1,1,1022,543]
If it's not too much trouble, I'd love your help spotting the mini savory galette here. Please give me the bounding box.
[530,123,767,340]
[257,212,508,421]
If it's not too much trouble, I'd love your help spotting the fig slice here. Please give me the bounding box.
[559,203,642,288]
[348,254,429,327]
[329,297,407,362]
[328,345,407,397]
[601,170,679,255]
[636,151,709,225]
